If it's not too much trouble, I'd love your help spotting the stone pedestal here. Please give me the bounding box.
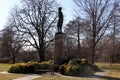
[54,33,67,64]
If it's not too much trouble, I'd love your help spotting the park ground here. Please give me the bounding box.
[0,63,119,80]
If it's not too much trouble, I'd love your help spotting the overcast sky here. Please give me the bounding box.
[0,0,74,30]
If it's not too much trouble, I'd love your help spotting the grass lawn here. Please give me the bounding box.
[0,63,120,80]
[34,63,120,80]
[0,63,25,80]
[0,63,13,72]
[96,63,120,79]
[34,75,103,80]
[0,74,25,80]
[34,76,80,80]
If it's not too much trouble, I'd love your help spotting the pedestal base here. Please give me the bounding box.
[54,33,67,65]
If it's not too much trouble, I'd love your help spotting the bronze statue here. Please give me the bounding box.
[57,7,63,33]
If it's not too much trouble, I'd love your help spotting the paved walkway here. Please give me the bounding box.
[13,74,42,80]
[94,69,110,77]
[0,71,11,74]
[53,69,110,79]
[0,71,42,80]
[0,69,109,80]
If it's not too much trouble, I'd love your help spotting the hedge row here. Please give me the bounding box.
[8,59,101,76]
[59,58,102,76]
[8,60,54,73]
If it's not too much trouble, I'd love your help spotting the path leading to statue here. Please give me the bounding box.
[94,69,110,77]
[0,69,109,80]
[53,69,110,79]
[0,71,42,80]
[13,74,41,80]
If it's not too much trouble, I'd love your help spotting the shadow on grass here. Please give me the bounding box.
[88,75,120,80]
[101,76,120,80]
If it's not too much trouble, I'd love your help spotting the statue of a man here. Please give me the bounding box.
[57,7,63,33]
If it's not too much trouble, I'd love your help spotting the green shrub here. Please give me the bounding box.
[40,60,54,65]
[81,66,94,76]
[72,58,81,64]
[24,64,35,73]
[8,65,22,73]
[8,64,26,73]
[8,63,38,73]
[88,63,102,72]
[40,61,49,64]
[66,60,82,76]
[59,63,67,75]
[27,61,38,64]
[53,65,59,72]
[59,65,65,74]
[35,60,55,70]
[35,64,50,69]
[81,58,88,64]
[8,60,55,73]
[47,60,54,64]
[68,60,79,66]
[36,60,54,70]
[66,65,82,76]
[65,58,94,76]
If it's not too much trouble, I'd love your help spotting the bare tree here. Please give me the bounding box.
[65,17,87,57]
[110,1,120,65]
[0,28,11,62]
[95,34,120,63]
[74,0,113,64]
[0,26,23,63]
[10,0,57,61]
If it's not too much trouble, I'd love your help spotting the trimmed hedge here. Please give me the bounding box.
[8,62,38,73]
[58,58,99,76]
[8,59,101,76]
[8,60,54,73]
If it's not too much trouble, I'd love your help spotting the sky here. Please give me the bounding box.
[0,0,74,30]
[57,0,75,24]
[0,0,20,30]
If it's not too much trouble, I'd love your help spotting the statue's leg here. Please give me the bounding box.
[60,27,62,33]
[58,26,59,33]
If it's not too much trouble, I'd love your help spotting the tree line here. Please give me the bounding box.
[0,0,120,64]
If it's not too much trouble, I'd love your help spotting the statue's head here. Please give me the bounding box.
[58,7,62,11]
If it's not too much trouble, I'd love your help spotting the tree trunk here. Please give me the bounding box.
[92,44,95,64]
[38,43,45,62]
[92,23,96,64]
[12,56,16,64]
[38,50,45,62]
[11,52,16,64]
[77,26,81,56]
